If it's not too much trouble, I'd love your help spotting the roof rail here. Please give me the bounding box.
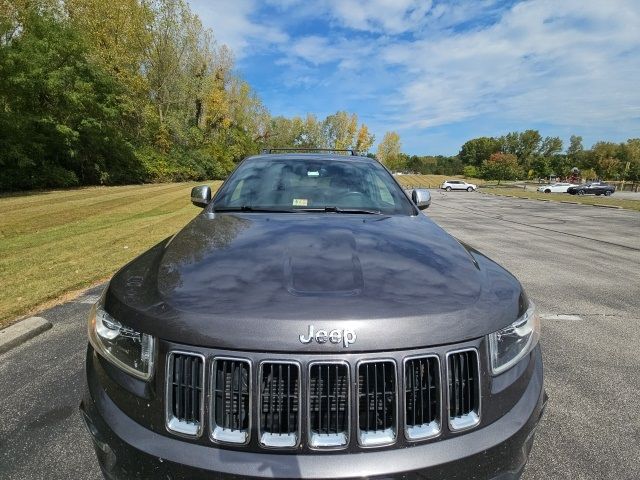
[260,148,359,156]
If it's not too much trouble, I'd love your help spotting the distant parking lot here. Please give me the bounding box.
[527,189,640,201]
[0,192,638,479]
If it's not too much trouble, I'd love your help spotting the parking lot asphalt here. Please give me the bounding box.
[606,191,640,200]
[1,192,639,480]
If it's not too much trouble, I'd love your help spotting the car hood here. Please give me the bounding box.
[107,212,527,352]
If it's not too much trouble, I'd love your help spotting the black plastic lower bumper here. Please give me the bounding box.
[80,349,546,480]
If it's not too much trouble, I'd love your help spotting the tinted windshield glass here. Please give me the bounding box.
[213,157,414,215]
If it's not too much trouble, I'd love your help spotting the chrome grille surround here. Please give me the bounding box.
[446,348,481,432]
[356,359,398,448]
[165,351,206,438]
[209,356,252,445]
[258,360,302,449]
[403,354,441,441]
[307,360,351,450]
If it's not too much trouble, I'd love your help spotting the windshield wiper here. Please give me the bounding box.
[214,205,383,215]
[301,206,383,215]
[213,206,298,213]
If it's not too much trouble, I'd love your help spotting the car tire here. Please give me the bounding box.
[544,189,551,193]
[467,187,473,192]
[604,190,612,196]
[445,186,452,192]
[577,189,585,195]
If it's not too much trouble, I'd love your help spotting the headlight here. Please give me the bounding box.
[88,290,155,380]
[488,302,540,374]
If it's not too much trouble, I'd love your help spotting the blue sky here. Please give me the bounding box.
[190,0,640,155]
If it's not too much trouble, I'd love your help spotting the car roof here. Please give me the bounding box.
[245,153,377,163]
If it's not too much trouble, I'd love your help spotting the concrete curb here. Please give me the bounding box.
[0,317,52,355]
[592,204,623,209]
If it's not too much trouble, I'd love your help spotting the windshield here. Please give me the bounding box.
[213,157,415,215]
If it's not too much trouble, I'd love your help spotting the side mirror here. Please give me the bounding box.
[411,189,431,210]
[191,185,211,208]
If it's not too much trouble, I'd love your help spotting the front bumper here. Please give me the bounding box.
[80,348,546,480]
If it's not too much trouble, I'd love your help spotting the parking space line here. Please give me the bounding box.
[539,313,583,321]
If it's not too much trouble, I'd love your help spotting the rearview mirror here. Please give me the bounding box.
[411,189,431,210]
[191,185,211,208]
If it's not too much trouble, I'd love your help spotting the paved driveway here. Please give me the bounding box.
[0,192,638,479]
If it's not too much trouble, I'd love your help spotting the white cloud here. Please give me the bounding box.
[264,0,303,8]
[325,0,433,34]
[380,0,640,129]
[190,0,288,57]
[285,35,375,67]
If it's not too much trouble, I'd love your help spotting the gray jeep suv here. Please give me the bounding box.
[81,151,546,479]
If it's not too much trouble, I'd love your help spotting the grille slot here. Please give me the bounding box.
[447,349,480,431]
[357,360,397,446]
[308,362,350,448]
[166,352,205,437]
[211,358,251,444]
[259,362,300,447]
[405,356,441,440]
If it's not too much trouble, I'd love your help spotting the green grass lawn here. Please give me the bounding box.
[0,181,221,327]
[481,187,640,211]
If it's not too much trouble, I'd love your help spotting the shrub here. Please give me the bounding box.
[462,165,478,178]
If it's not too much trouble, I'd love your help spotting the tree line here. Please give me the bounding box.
[376,130,640,184]
[0,0,376,191]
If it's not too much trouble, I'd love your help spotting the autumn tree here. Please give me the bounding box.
[458,137,502,167]
[566,135,584,165]
[582,141,621,173]
[323,111,358,150]
[596,157,620,180]
[264,112,373,153]
[377,132,403,171]
[539,136,563,157]
[621,138,640,183]
[145,0,213,129]
[355,124,375,154]
[482,153,521,184]
[299,114,326,148]
[66,0,151,94]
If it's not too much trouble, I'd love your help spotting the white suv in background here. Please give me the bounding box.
[441,180,477,192]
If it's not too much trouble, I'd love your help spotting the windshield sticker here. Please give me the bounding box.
[293,198,308,206]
